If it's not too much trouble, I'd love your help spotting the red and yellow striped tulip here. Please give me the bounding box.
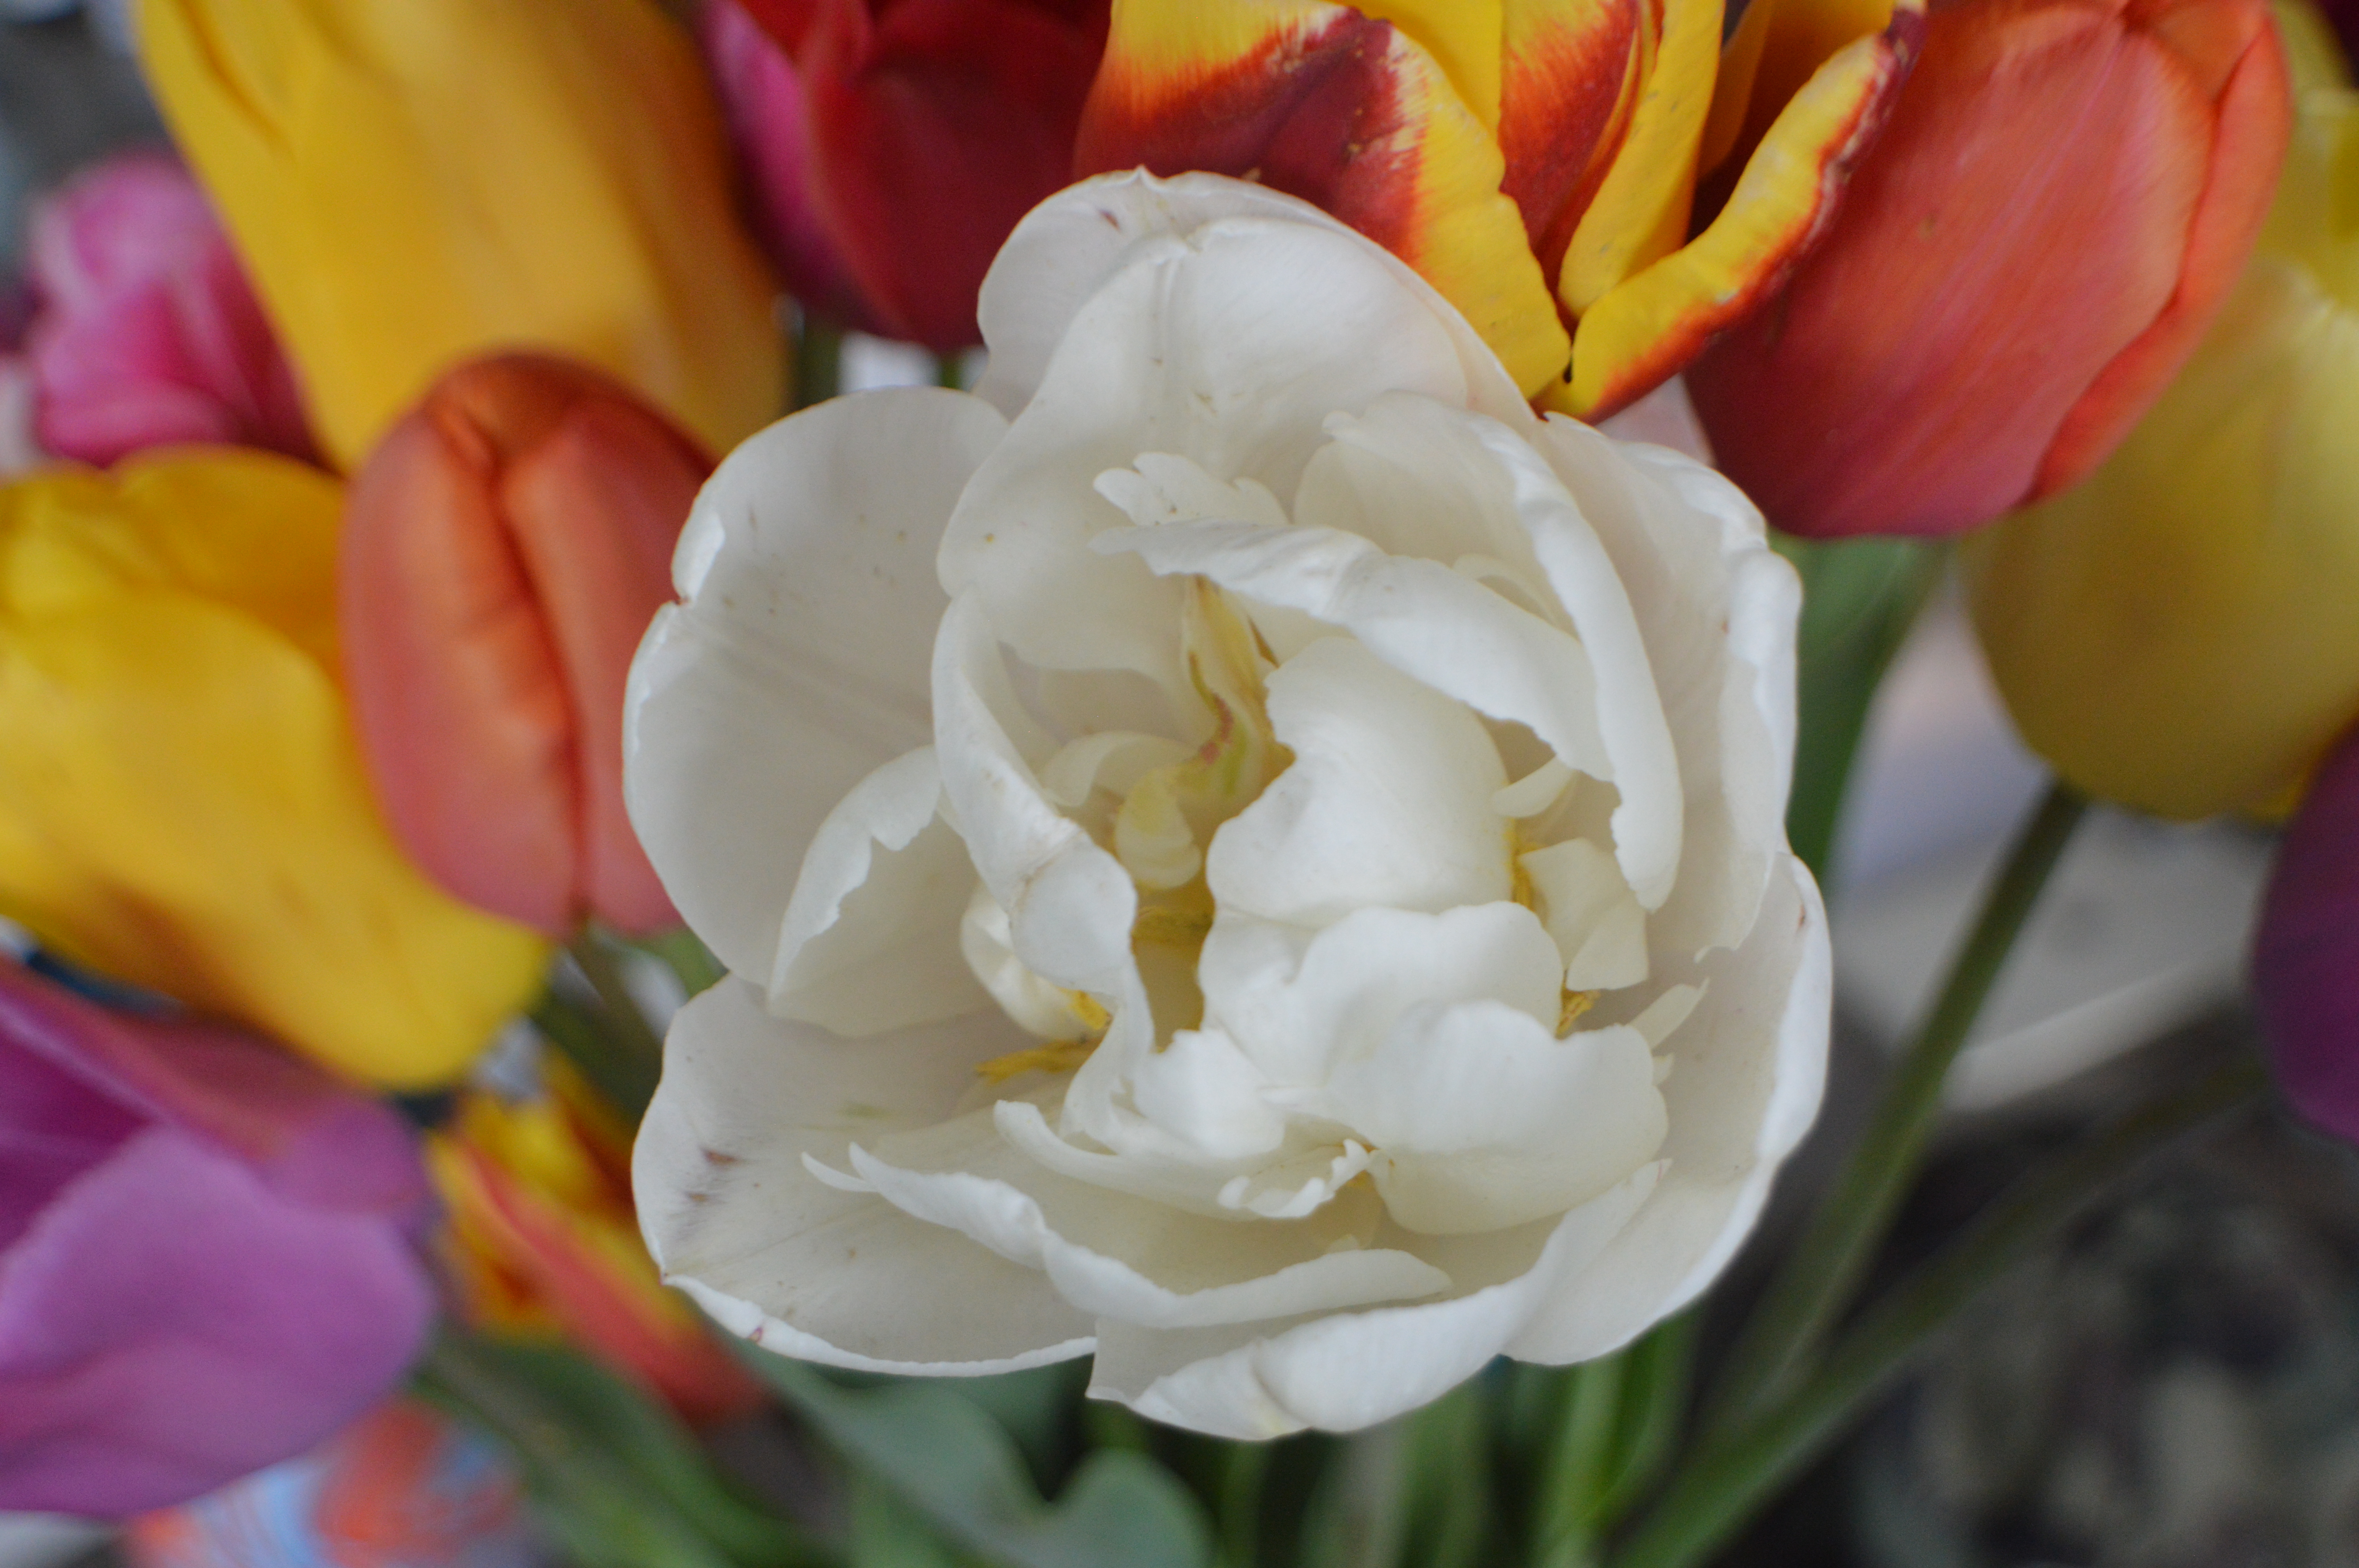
[1072,0,1926,417]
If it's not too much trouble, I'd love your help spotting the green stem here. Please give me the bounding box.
[1708,781,2088,1434]
[1219,1439,1269,1568]
[793,313,843,410]
[936,352,967,390]
[1607,1052,2267,1568]
[1532,1356,1625,1568]
[1779,537,1944,888]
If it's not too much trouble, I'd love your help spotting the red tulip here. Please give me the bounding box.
[703,0,1109,352]
[342,354,703,938]
[1686,0,2290,538]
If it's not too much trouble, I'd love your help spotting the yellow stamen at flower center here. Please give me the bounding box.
[1559,987,1601,1035]
[974,1039,1101,1084]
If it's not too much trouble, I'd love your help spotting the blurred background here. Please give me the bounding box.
[5,4,2349,1564]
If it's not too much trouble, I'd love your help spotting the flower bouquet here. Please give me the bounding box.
[0,0,2350,1563]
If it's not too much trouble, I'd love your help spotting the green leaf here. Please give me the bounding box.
[850,1471,985,1568]
[747,1350,1215,1568]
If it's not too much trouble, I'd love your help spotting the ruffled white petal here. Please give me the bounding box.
[842,1116,1450,1330]
[1199,902,1563,1088]
[973,172,1528,427]
[1507,858,1830,1364]
[626,389,1006,981]
[634,979,1093,1373]
[942,209,1483,695]
[1206,638,1510,926]
[1476,419,1685,913]
[1090,1166,1659,1439]
[768,747,988,1034]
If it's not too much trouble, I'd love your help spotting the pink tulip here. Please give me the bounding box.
[22,151,315,466]
[0,958,435,1517]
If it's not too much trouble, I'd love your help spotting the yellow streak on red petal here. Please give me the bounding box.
[1500,0,1650,282]
[1352,0,1507,127]
[1702,0,1901,181]
[1557,0,1725,316]
[1549,0,1924,418]
[1374,25,1574,395]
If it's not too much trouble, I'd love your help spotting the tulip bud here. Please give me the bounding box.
[1687,0,2291,537]
[704,0,1109,353]
[0,958,435,1515]
[343,355,698,939]
[2255,720,2359,1143]
[0,451,549,1087]
[136,0,786,470]
[21,152,314,467]
[1964,11,2359,818]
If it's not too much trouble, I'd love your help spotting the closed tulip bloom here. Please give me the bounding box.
[136,0,785,471]
[0,452,548,1087]
[21,152,314,468]
[1073,0,1926,417]
[706,0,1110,353]
[0,958,435,1516]
[1965,8,2359,817]
[2255,721,2359,1143]
[1688,0,2291,537]
[344,356,698,939]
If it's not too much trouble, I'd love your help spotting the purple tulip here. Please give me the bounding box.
[2255,721,2359,1143]
[0,958,435,1517]
[20,151,316,467]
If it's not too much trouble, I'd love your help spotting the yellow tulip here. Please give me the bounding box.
[137,0,786,471]
[0,452,548,1087]
[1964,4,2359,820]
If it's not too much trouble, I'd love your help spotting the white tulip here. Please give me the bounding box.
[626,171,1829,1439]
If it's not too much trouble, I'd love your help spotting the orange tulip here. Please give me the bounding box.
[342,355,704,939]
[1686,0,2290,537]
[1072,0,1927,416]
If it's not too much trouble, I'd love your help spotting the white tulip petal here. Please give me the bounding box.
[1130,1027,1288,1161]
[932,594,1138,992]
[1519,838,1649,991]
[1040,731,1192,809]
[1294,392,1545,584]
[1091,1166,1657,1438]
[627,392,1005,981]
[943,212,1482,691]
[1508,861,1830,1364]
[1495,759,1575,819]
[767,747,988,1034]
[1205,638,1510,926]
[1314,1002,1667,1233]
[959,887,1090,1040]
[1534,419,1795,958]
[634,979,1092,1372]
[1201,902,1563,1088]
[1470,419,1684,913]
[974,171,1527,426]
[1098,515,1615,785]
[845,1128,1450,1330]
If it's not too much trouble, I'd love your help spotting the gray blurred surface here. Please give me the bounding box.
[0,8,162,267]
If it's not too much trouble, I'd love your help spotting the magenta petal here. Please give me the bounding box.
[22,152,316,466]
[0,962,436,1517]
[2255,723,2359,1143]
[0,1129,435,1516]
[702,0,879,332]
